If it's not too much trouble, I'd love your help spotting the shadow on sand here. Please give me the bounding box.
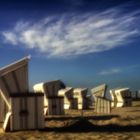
[42,115,140,133]
[45,115,119,121]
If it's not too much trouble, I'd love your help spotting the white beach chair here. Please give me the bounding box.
[58,87,78,109]
[114,88,132,107]
[109,87,121,108]
[91,84,111,114]
[135,90,140,99]
[33,80,66,115]
[73,88,88,109]
[0,56,45,131]
[0,56,30,124]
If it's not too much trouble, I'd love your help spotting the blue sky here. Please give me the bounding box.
[0,0,140,91]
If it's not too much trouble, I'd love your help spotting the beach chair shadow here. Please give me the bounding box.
[43,116,140,132]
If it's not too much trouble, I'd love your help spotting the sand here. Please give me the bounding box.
[0,100,140,140]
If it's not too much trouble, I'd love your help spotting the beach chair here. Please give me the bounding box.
[135,90,140,99]
[91,84,111,114]
[73,88,88,109]
[33,80,66,115]
[110,87,121,108]
[0,56,45,131]
[58,87,78,109]
[113,88,132,107]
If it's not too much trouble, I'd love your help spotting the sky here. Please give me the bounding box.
[0,0,140,91]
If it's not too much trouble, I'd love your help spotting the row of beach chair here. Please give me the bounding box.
[0,56,138,132]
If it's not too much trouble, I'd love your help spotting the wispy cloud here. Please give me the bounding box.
[2,7,140,58]
[99,68,122,75]
[99,64,140,75]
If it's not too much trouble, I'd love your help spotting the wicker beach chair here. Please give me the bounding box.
[110,87,121,108]
[0,56,44,131]
[73,88,88,110]
[58,87,78,109]
[33,80,65,115]
[91,84,111,114]
[113,88,132,107]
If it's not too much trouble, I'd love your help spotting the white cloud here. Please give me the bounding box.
[99,68,122,75]
[2,7,140,58]
[3,32,17,45]
[99,64,140,75]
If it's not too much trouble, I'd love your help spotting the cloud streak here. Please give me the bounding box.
[99,64,140,76]
[99,68,122,75]
[2,7,140,58]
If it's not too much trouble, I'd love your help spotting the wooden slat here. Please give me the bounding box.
[37,96,44,127]
[14,65,28,93]
[10,97,20,130]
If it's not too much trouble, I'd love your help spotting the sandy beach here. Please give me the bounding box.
[0,100,140,140]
